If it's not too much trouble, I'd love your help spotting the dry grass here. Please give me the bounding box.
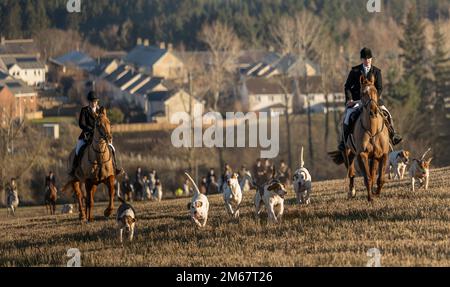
[0,167,449,267]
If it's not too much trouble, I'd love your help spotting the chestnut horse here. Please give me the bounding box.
[44,183,57,215]
[62,107,115,221]
[329,75,390,202]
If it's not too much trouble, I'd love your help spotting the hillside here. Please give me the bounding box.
[0,166,449,267]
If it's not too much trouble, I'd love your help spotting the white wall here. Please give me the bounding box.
[9,65,45,86]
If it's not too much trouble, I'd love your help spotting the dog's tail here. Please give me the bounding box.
[185,172,201,196]
[328,150,345,165]
[300,146,305,168]
[420,147,431,161]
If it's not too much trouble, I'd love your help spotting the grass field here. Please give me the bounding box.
[0,167,449,267]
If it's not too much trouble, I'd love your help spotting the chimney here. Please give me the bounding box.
[167,43,173,51]
[137,37,142,46]
[143,39,149,47]
[159,42,166,50]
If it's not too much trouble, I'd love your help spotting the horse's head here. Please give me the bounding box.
[95,107,112,143]
[360,74,379,118]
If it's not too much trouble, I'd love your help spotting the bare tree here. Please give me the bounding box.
[273,76,294,170]
[270,11,324,170]
[198,21,241,112]
[0,109,44,206]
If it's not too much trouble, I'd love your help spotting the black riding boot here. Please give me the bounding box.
[110,147,124,176]
[338,124,351,152]
[69,153,80,177]
[382,110,403,145]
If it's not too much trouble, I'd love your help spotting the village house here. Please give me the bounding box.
[295,76,346,114]
[94,59,170,111]
[0,37,46,87]
[240,76,345,115]
[0,79,40,123]
[49,50,97,73]
[0,56,46,86]
[241,52,320,78]
[147,89,204,123]
[125,39,185,80]
[240,77,294,115]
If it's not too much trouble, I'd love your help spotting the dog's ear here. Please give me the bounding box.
[404,151,410,157]
[268,182,282,191]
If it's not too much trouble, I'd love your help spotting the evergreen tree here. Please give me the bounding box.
[431,21,450,104]
[23,0,49,37]
[2,1,23,38]
[399,7,428,89]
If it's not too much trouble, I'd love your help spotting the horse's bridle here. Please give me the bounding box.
[88,118,112,163]
[360,92,385,140]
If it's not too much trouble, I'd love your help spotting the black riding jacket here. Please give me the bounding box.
[78,106,99,140]
[344,64,383,104]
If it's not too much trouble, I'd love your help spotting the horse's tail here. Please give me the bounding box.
[328,150,345,165]
[61,180,75,195]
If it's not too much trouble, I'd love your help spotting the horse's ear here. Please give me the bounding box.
[369,74,375,85]
[99,106,106,115]
[360,74,365,85]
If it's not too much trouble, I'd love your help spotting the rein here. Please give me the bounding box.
[88,118,112,164]
[359,97,386,141]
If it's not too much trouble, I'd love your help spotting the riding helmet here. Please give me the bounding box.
[360,47,373,59]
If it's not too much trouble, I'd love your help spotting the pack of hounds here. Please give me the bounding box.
[184,146,433,229]
[4,146,433,243]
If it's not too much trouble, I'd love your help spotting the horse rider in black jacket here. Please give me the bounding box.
[338,47,402,152]
[69,91,122,176]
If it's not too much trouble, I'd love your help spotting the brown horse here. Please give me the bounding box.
[329,75,390,202]
[62,107,116,221]
[44,184,57,215]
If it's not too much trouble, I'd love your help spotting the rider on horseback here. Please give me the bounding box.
[337,47,402,152]
[69,91,123,177]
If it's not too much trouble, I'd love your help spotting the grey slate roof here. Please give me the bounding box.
[53,51,97,72]
[125,45,167,68]
[0,79,35,95]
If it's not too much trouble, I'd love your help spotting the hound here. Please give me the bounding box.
[293,146,312,205]
[152,179,163,202]
[388,150,410,180]
[117,197,136,243]
[254,179,287,223]
[239,170,253,193]
[409,148,432,192]
[61,204,74,214]
[186,172,209,228]
[223,173,242,218]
